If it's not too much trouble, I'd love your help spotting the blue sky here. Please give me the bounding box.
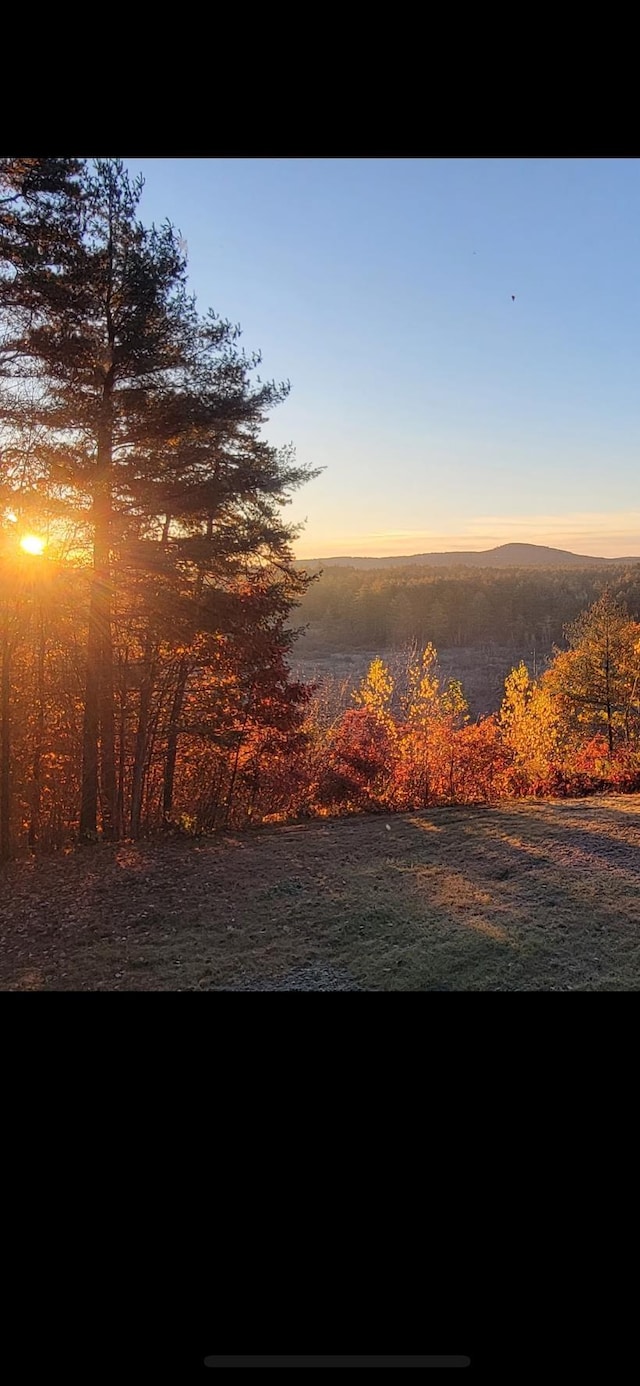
[127,158,640,558]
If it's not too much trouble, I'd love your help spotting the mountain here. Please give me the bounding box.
[296,543,640,571]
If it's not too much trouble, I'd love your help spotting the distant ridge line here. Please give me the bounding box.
[296,542,640,570]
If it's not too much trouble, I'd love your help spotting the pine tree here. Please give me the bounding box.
[1,157,318,842]
[543,592,640,755]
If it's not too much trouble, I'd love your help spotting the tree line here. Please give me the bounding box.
[293,562,640,652]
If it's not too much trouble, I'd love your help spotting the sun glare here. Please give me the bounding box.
[20,534,45,556]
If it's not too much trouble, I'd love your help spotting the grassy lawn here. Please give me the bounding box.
[2,794,640,990]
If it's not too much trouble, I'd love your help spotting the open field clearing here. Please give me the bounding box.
[291,644,546,718]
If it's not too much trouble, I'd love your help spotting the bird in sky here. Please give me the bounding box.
[512,295,516,301]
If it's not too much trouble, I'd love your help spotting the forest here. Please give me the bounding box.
[292,561,640,652]
[3,158,640,860]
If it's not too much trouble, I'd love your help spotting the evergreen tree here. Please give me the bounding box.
[543,592,640,754]
[0,157,317,842]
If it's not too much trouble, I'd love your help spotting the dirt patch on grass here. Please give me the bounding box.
[2,794,640,990]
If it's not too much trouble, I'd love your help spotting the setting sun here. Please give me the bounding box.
[20,534,45,556]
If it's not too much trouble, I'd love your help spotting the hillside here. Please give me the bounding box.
[297,542,636,570]
[3,796,640,991]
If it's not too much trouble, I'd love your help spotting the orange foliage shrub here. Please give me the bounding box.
[315,707,397,812]
[452,718,511,802]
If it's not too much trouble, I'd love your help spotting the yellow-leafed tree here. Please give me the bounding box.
[353,656,395,725]
[499,662,560,791]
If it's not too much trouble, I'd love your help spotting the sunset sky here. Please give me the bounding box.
[129,158,640,559]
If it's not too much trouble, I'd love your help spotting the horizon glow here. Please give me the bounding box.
[297,511,640,559]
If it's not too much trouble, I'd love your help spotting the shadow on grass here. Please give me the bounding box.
[381,801,640,990]
[3,797,640,991]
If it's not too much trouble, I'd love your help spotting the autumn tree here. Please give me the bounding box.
[393,644,468,806]
[498,662,560,791]
[353,655,394,723]
[542,592,640,756]
[309,657,395,811]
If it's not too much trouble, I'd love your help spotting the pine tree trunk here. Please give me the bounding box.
[247,755,262,821]
[625,676,638,746]
[163,658,190,822]
[605,622,614,756]
[224,738,244,827]
[79,371,115,842]
[142,699,164,833]
[28,604,46,848]
[80,519,114,839]
[79,581,101,841]
[100,623,117,839]
[131,648,156,839]
[116,651,129,837]
[224,702,253,827]
[0,611,11,862]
